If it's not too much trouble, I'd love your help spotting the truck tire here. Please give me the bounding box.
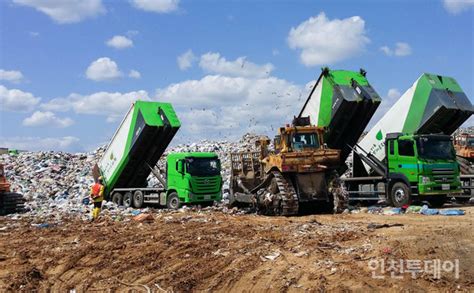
[166,192,181,209]
[123,192,133,208]
[428,196,447,208]
[389,182,411,207]
[112,192,123,206]
[133,190,144,208]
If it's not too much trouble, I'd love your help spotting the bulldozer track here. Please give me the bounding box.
[271,171,299,216]
[0,192,26,215]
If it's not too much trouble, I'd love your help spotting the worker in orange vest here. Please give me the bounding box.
[90,176,105,220]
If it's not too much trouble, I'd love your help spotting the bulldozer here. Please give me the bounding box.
[228,117,341,215]
[0,163,25,215]
[453,133,474,200]
[454,133,474,162]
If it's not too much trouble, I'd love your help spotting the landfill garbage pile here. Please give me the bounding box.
[1,149,104,220]
[0,133,262,220]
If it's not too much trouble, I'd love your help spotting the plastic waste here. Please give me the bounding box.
[406,205,422,213]
[420,205,439,215]
[367,206,383,214]
[131,210,141,216]
[383,207,402,215]
[439,209,465,216]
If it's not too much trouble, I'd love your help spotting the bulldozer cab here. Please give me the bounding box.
[454,133,474,161]
[275,125,324,153]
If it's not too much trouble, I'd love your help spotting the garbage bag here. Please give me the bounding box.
[439,209,465,216]
[420,205,439,215]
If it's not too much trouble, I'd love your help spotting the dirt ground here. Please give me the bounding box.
[0,205,473,292]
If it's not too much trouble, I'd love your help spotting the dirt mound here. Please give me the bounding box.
[1,207,473,292]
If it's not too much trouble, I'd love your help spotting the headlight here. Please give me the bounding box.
[421,176,430,184]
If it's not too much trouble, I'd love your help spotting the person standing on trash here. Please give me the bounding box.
[90,176,105,220]
[329,177,349,214]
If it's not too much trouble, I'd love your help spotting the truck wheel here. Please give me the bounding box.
[428,196,447,208]
[389,182,411,207]
[112,192,123,206]
[123,192,133,207]
[133,190,144,208]
[166,193,181,209]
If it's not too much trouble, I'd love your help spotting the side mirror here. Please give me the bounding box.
[177,160,184,174]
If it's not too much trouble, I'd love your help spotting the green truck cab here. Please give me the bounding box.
[165,152,222,208]
[386,133,461,207]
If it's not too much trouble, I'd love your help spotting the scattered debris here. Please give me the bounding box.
[262,251,281,261]
[133,213,154,222]
[367,223,404,230]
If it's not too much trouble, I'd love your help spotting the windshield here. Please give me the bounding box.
[469,138,474,147]
[417,137,455,160]
[292,133,319,151]
[186,157,221,176]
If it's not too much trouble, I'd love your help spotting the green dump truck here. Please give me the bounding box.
[94,101,222,209]
[299,69,472,207]
[299,68,381,168]
[349,73,472,207]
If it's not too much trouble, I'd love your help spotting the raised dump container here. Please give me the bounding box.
[96,101,180,197]
[359,73,473,173]
[299,68,381,163]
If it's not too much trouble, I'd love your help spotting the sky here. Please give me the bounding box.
[0,0,473,152]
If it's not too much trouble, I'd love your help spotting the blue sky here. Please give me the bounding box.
[0,0,473,152]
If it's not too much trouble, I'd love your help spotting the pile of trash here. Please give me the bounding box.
[352,205,466,216]
[0,133,262,219]
[1,149,103,220]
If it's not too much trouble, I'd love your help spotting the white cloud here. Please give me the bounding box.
[130,0,179,13]
[39,97,71,112]
[380,46,391,56]
[106,35,133,49]
[128,70,141,79]
[13,0,105,24]
[380,42,412,57]
[126,30,140,37]
[368,88,401,128]
[199,52,274,78]
[29,31,40,37]
[272,49,280,56]
[387,88,401,100]
[443,0,474,14]
[156,74,306,139]
[0,85,40,112]
[40,90,150,120]
[287,12,369,66]
[0,136,80,152]
[177,50,196,70]
[23,111,74,128]
[86,57,122,81]
[0,69,24,83]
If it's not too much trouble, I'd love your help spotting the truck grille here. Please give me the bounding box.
[432,168,455,183]
[193,177,220,194]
